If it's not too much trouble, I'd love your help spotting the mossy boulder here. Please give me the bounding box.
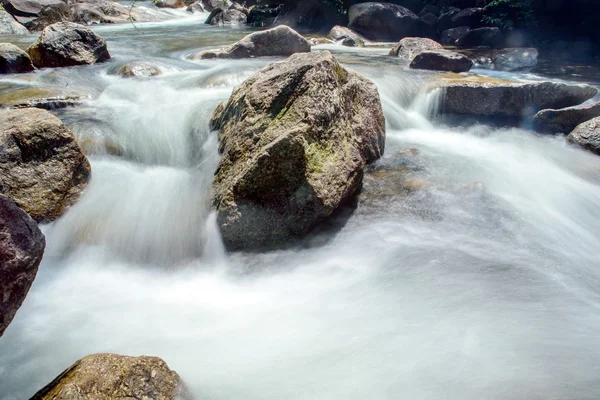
[30,353,188,400]
[0,108,91,222]
[210,51,385,250]
[0,194,45,337]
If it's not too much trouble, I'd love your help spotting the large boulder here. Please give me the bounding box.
[492,47,538,71]
[0,195,45,337]
[348,2,427,42]
[272,0,346,33]
[30,353,188,400]
[450,7,484,28]
[389,37,442,59]
[410,49,473,72]
[0,43,35,74]
[2,0,72,32]
[205,8,247,25]
[534,102,600,134]
[568,117,600,156]
[209,51,385,250]
[438,78,598,118]
[437,6,460,32]
[70,0,134,25]
[27,22,110,68]
[193,25,310,59]
[456,27,504,48]
[0,8,29,35]
[0,108,91,222]
[440,26,470,45]
[247,4,281,27]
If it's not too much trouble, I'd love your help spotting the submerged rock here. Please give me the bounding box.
[0,43,35,74]
[210,51,385,250]
[193,25,310,59]
[0,8,29,35]
[114,61,163,77]
[568,117,600,156]
[0,108,91,222]
[410,49,473,72]
[2,0,72,32]
[0,194,45,337]
[438,77,598,118]
[389,37,442,59]
[30,353,188,400]
[27,22,111,68]
[0,86,87,109]
[492,47,538,71]
[534,102,600,134]
[348,2,426,42]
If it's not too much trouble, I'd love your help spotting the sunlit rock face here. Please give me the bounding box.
[210,51,386,250]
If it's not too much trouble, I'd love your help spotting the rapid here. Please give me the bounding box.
[1,8,600,400]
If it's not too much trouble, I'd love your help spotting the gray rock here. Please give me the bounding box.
[348,2,426,42]
[0,194,44,337]
[186,1,204,13]
[206,8,247,25]
[70,0,141,25]
[568,117,600,156]
[201,0,230,12]
[0,43,34,74]
[492,47,538,71]
[534,102,600,134]
[329,25,366,47]
[114,61,162,77]
[210,51,385,250]
[389,37,442,59]
[439,79,598,118]
[247,4,281,27]
[30,353,188,400]
[0,8,29,35]
[0,108,91,222]
[457,27,504,48]
[193,25,310,59]
[70,3,104,25]
[229,1,248,15]
[155,0,186,8]
[440,26,470,46]
[2,0,72,32]
[27,22,110,68]
[410,49,473,72]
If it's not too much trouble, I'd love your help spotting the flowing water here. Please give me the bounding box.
[2,8,600,400]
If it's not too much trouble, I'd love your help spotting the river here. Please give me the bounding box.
[1,7,600,400]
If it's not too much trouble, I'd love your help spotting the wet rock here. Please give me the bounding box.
[410,49,473,72]
[0,86,87,109]
[0,8,29,35]
[440,26,470,46]
[2,0,72,32]
[389,37,442,59]
[535,102,600,134]
[348,2,426,42]
[450,7,484,28]
[30,353,187,400]
[70,0,142,25]
[229,1,248,15]
[438,78,598,118]
[0,194,45,337]
[247,4,281,27]
[456,27,504,48]
[308,37,334,46]
[205,8,247,25]
[492,47,538,71]
[193,25,310,59]
[0,43,35,74]
[329,25,366,47]
[0,108,91,222]
[27,22,111,68]
[568,117,600,156]
[70,3,104,25]
[210,51,385,250]
[114,61,162,77]
[155,0,186,8]
[201,0,230,12]
[186,1,204,13]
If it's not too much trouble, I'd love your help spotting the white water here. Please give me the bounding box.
[1,17,600,400]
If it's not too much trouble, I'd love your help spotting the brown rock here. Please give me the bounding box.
[410,49,473,72]
[210,51,385,250]
[2,0,72,32]
[30,353,188,400]
[389,37,442,59]
[568,117,600,156]
[0,108,91,222]
[0,194,45,337]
